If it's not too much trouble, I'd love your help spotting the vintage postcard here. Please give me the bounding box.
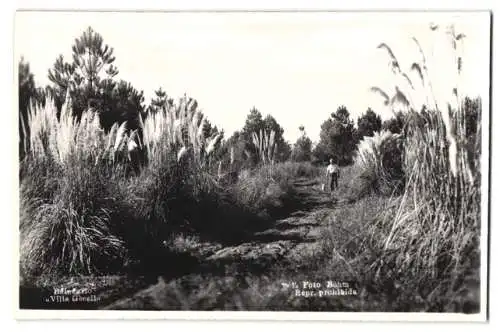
[14,10,490,321]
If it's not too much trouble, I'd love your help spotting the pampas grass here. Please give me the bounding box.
[23,90,140,168]
[141,95,222,170]
[251,129,276,165]
[20,156,127,277]
[20,93,130,278]
[372,23,475,183]
[353,130,404,196]
[366,22,482,311]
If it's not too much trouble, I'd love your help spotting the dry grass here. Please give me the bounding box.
[141,95,222,169]
[20,92,299,284]
[251,129,276,165]
[352,130,405,197]
[360,22,482,312]
[232,161,321,217]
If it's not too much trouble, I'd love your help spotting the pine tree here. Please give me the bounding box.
[314,105,357,165]
[147,87,174,114]
[18,58,37,158]
[382,111,405,134]
[47,26,142,130]
[292,126,312,162]
[240,107,290,164]
[356,107,382,140]
[71,26,118,92]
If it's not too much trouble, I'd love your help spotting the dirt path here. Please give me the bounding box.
[103,178,345,310]
[204,178,337,264]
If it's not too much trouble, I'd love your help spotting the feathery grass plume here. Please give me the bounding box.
[25,91,127,166]
[373,23,473,182]
[105,123,119,156]
[141,95,221,169]
[369,87,390,106]
[205,133,222,156]
[410,63,425,85]
[217,160,223,180]
[25,97,55,159]
[128,129,140,150]
[26,91,77,164]
[177,146,188,162]
[196,116,205,141]
[251,129,276,165]
[112,122,128,160]
[20,93,131,279]
[375,43,416,111]
[354,130,404,196]
[268,130,276,164]
[230,146,235,165]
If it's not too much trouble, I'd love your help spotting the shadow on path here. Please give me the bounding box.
[20,176,343,310]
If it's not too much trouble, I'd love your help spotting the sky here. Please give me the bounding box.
[14,11,490,143]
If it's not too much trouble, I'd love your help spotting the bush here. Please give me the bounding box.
[275,161,321,179]
[352,130,404,197]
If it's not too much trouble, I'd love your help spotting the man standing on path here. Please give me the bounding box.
[326,158,340,192]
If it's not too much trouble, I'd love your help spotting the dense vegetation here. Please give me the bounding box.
[19,23,483,313]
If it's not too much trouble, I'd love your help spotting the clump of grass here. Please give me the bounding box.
[140,95,222,170]
[21,90,268,283]
[382,109,481,311]
[232,165,289,218]
[352,130,405,198]
[130,96,257,245]
[20,97,138,280]
[20,155,127,280]
[20,92,143,281]
[20,103,131,281]
[232,162,320,217]
[273,161,322,179]
[366,22,482,312]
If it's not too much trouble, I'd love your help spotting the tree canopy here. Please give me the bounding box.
[239,107,291,164]
[313,105,357,166]
[356,108,382,140]
[292,126,312,162]
[46,26,143,131]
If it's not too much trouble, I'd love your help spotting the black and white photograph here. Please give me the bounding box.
[14,9,490,320]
